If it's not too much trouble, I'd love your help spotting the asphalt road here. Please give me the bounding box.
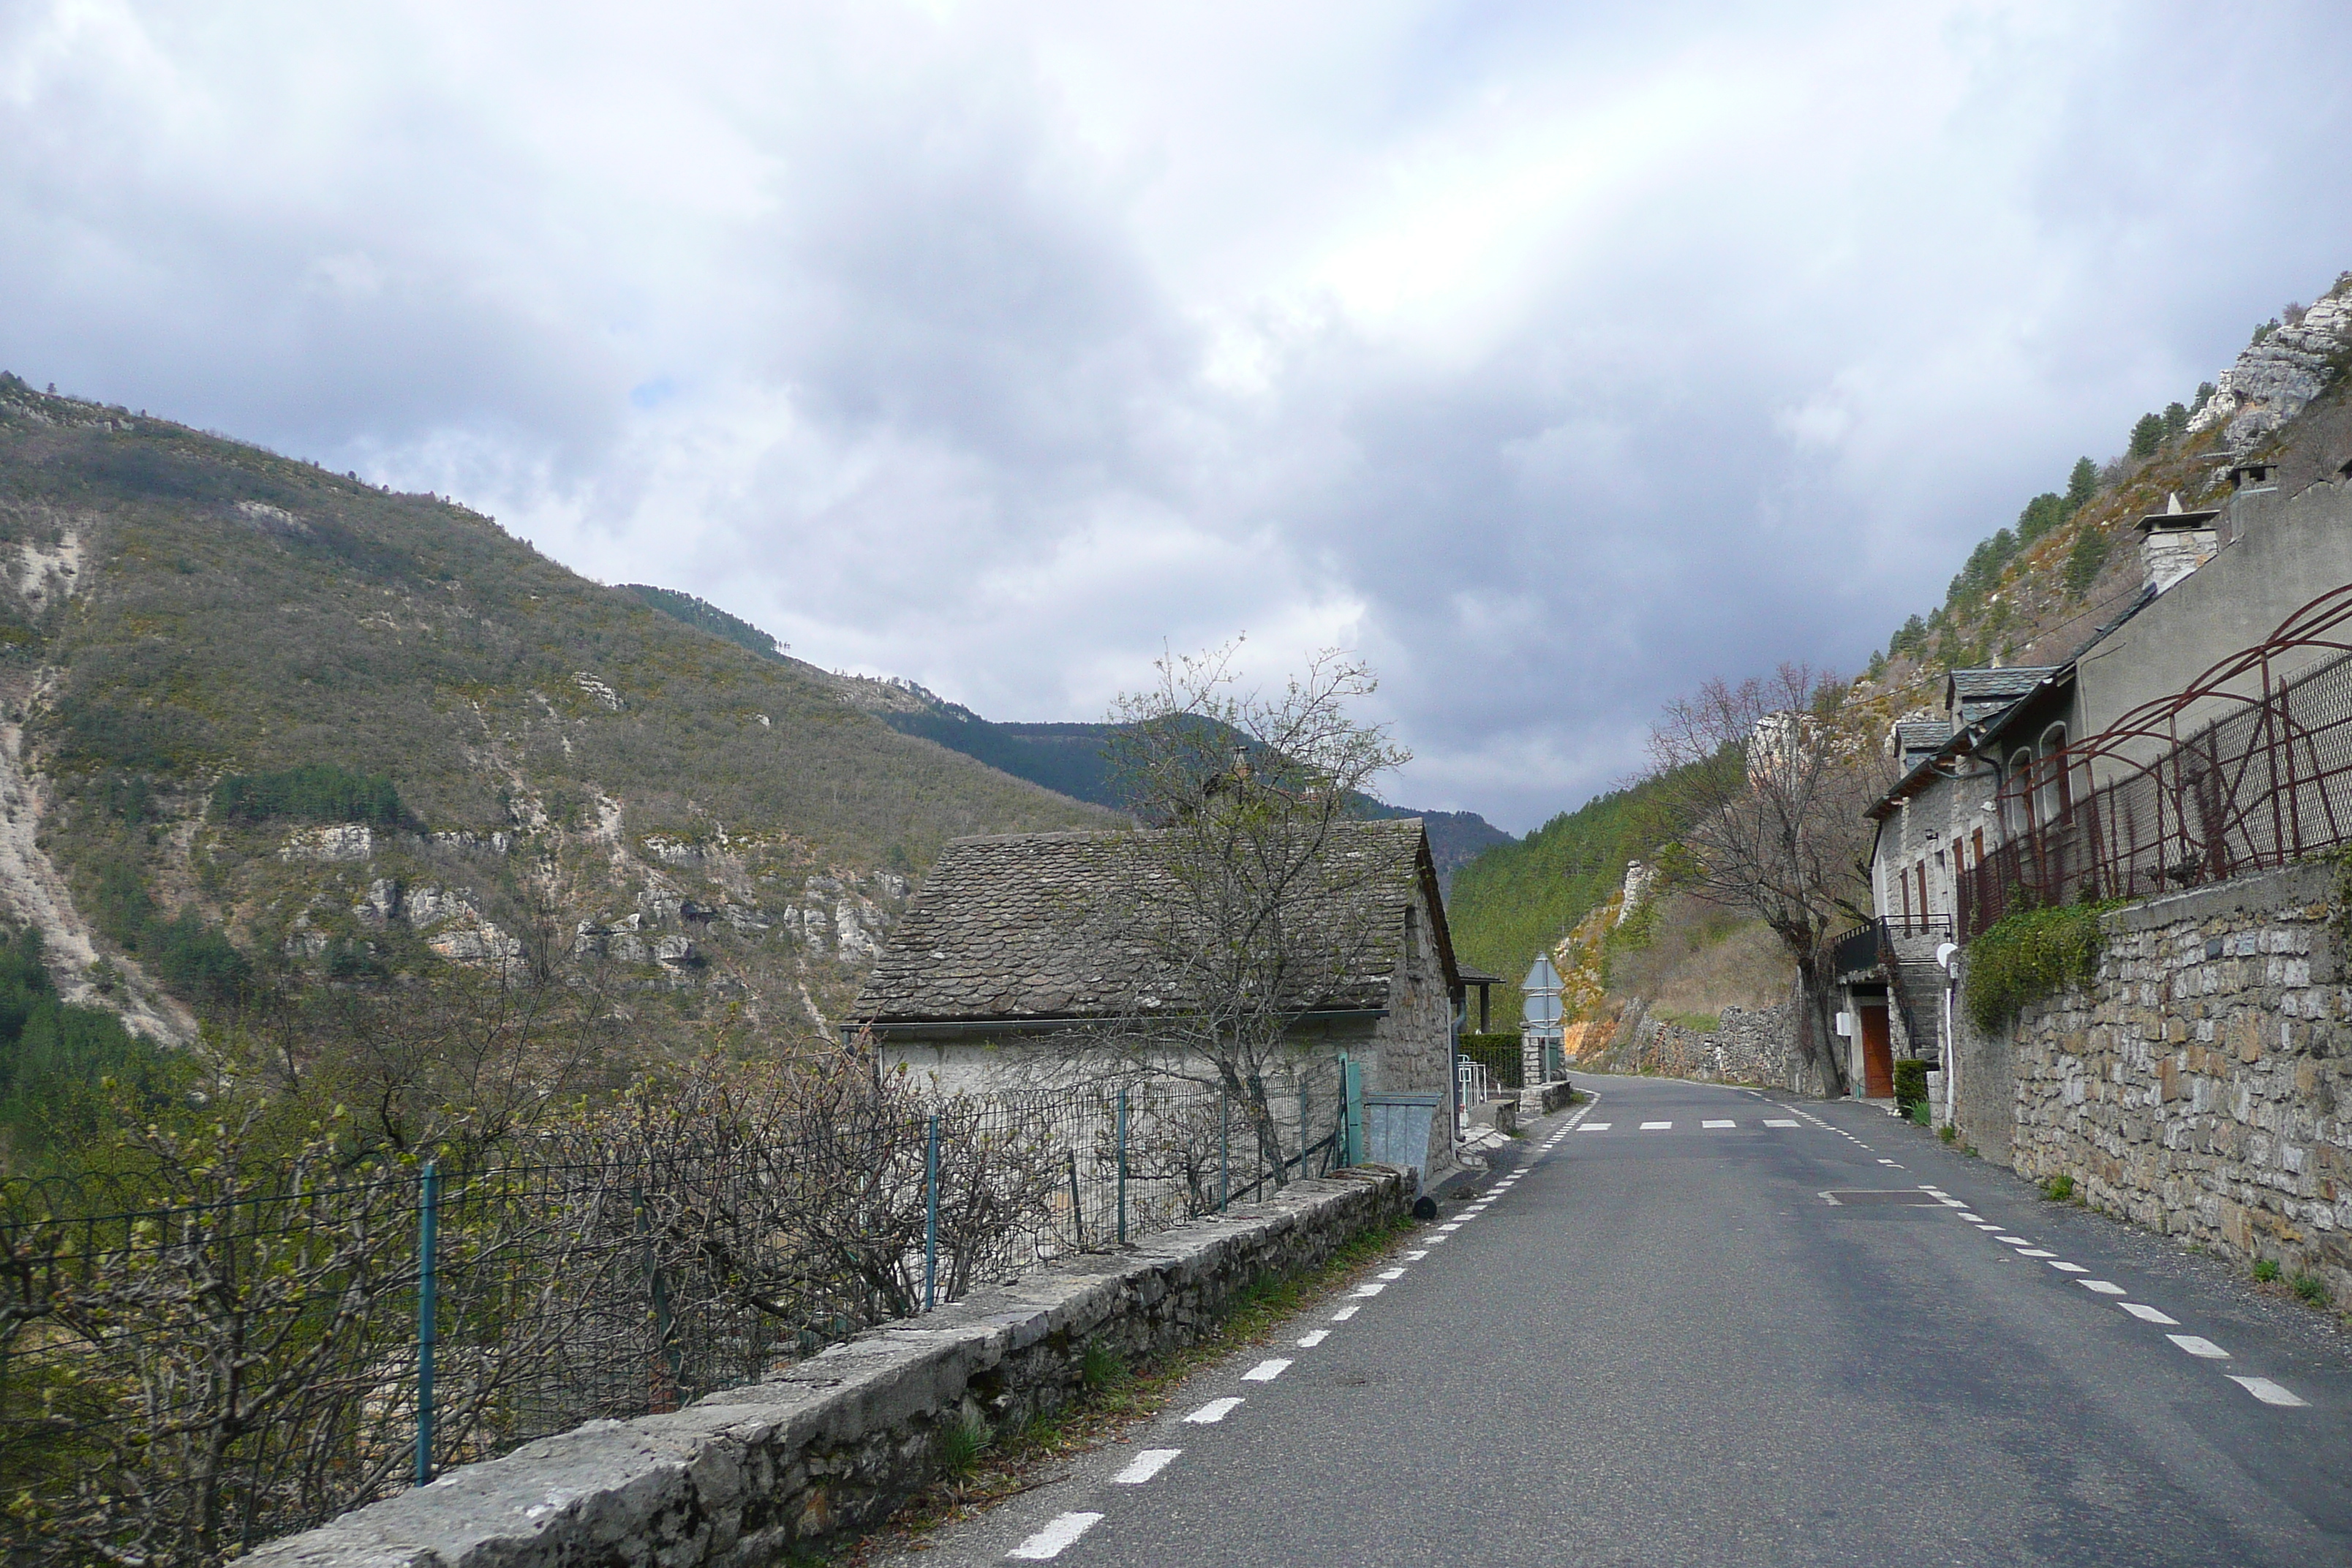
[875,1072,2352,1567]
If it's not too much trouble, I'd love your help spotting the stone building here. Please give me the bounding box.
[1848,463,2352,1109]
[847,818,1465,1182]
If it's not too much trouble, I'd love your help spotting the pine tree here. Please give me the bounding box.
[2065,456,2098,512]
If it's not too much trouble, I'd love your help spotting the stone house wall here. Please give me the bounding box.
[1992,862,2352,1302]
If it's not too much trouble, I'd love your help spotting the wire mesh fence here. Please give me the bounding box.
[1961,644,2352,941]
[0,1062,1349,1567]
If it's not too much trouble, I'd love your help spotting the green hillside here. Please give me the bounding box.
[0,374,1112,1050]
[1444,772,1689,1027]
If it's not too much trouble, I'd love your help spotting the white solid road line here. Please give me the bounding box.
[2168,1335,2231,1360]
[2231,1376,2312,1407]
[1183,1398,1243,1424]
[1241,1358,1292,1382]
[1112,1449,1182,1485]
[2081,1280,2127,1294]
[1297,1329,1330,1347]
[1009,1512,1104,1559]
[2119,1303,2179,1325]
[1640,1121,1673,1131]
[1703,1119,1735,1128]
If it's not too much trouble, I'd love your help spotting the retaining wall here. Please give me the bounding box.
[1995,862,2352,1301]
[1592,997,1805,1090]
[248,1166,1408,1568]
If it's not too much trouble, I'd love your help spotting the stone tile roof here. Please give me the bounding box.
[851,820,1447,1026]
[1947,667,2057,706]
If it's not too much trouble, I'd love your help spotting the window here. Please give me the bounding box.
[2007,747,2035,834]
[2037,724,2070,821]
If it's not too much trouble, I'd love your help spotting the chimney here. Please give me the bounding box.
[2228,459,2282,543]
[2136,491,2221,595]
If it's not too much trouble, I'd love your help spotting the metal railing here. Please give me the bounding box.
[1960,586,2352,940]
[0,1067,1351,1567]
[1456,1035,1524,1091]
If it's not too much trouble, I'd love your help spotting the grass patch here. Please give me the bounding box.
[2041,1173,2075,1202]
[2254,1258,2283,1284]
[850,1214,1416,1560]
[2294,1272,2330,1306]
[1938,1123,1957,1145]
[938,1410,992,1477]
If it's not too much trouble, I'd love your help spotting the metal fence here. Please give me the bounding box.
[0,1066,1349,1567]
[1456,1035,1523,1092]
[1960,585,2352,940]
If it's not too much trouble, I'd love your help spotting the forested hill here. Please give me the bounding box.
[0,374,1110,1044]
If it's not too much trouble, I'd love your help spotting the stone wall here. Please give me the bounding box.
[247,1166,1406,1568]
[1994,862,2351,1301]
[1588,997,1804,1089]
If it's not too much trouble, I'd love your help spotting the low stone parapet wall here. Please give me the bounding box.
[249,1167,1408,1568]
[1591,998,1805,1090]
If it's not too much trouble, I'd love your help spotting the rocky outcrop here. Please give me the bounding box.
[2189,281,2352,452]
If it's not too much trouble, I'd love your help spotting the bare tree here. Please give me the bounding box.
[1643,664,1889,1095]
[1088,643,1411,1185]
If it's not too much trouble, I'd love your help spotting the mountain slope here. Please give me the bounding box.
[0,376,1113,1039]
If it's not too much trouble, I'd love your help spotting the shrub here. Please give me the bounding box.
[2253,1258,2282,1283]
[1893,1058,1929,1112]
[2041,1173,2075,1202]
[213,764,404,827]
[2294,1272,2329,1305]
[1964,901,2106,1031]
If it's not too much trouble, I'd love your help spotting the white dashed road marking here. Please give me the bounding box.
[1330,1305,1359,1322]
[1376,1267,1408,1281]
[2017,1249,2057,1259]
[2119,1303,2179,1325]
[1995,1235,2031,1245]
[2081,1281,2127,1295]
[1403,1250,1429,1260]
[2049,1262,2088,1273]
[1640,1121,1673,1131]
[1241,1358,1292,1382]
[2168,1335,2231,1360]
[1765,1119,1798,1127]
[1112,1450,1181,1485]
[1350,1282,1386,1297]
[1183,1398,1243,1424]
[2231,1376,2312,1408]
[1009,1512,1103,1559]
[1703,1119,1735,1128]
[1296,1329,1330,1347]
[1580,1124,1612,1132]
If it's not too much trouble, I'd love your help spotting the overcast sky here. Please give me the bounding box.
[4,2,2348,832]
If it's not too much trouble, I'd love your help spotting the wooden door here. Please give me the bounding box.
[1859,1002,1893,1099]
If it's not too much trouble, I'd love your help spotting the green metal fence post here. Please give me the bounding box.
[1219,1089,1229,1213]
[1116,1085,1128,1246]
[415,1161,439,1488]
[923,1114,940,1311]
